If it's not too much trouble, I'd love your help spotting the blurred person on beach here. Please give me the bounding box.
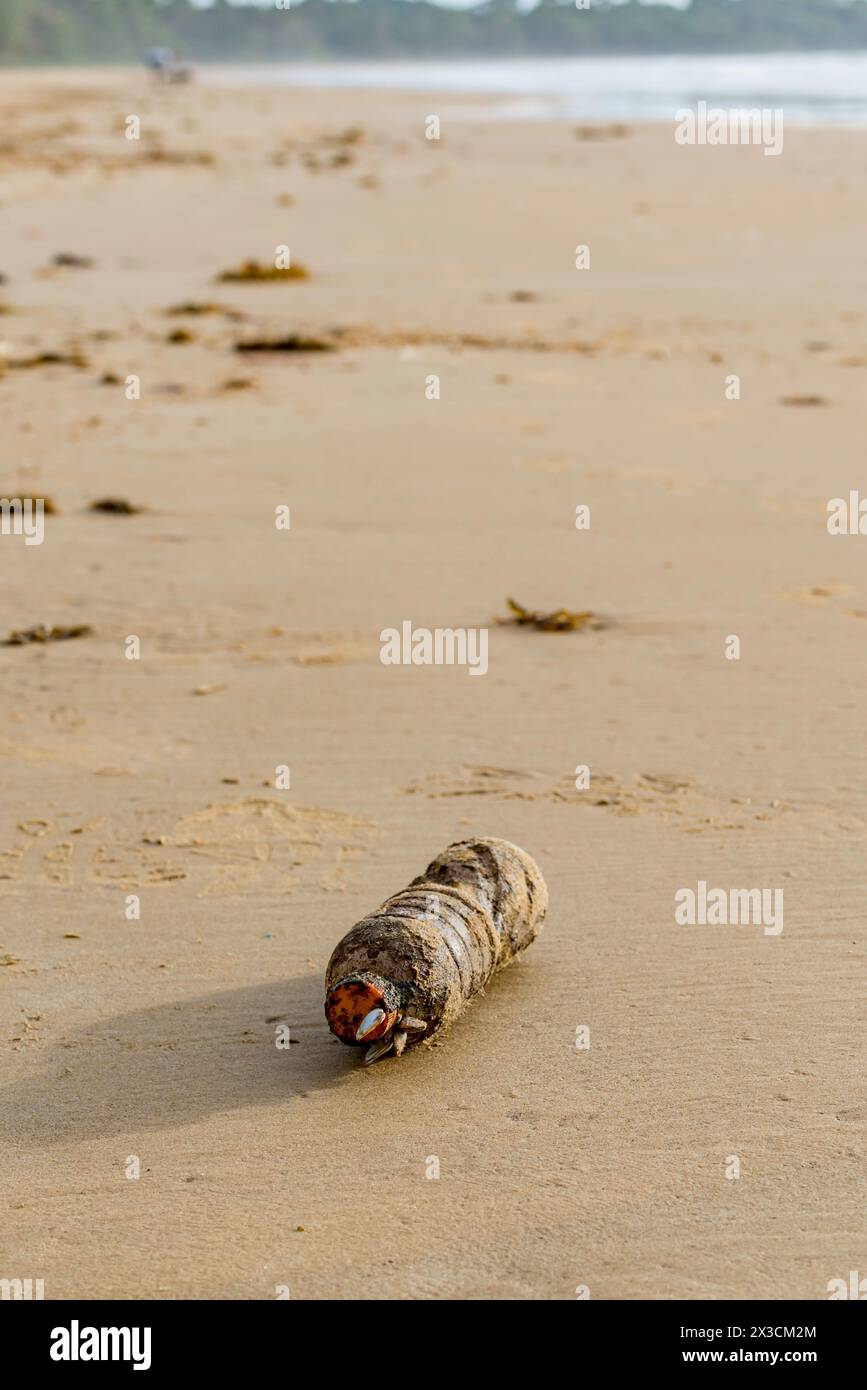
[144,46,193,83]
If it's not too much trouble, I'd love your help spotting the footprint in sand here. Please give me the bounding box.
[403,763,822,835]
[404,765,543,799]
[134,797,376,897]
[1,799,375,895]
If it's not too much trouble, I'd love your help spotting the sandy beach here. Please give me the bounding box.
[1,69,865,1300]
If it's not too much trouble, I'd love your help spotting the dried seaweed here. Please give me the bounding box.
[4,624,92,646]
[89,498,142,515]
[234,334,334,355]
[165,301,244,320]
[333,324,599,355]
[325,127,365,147]
[52,253,94,268]
[217,260,310,284]
[8,350,89,370]
[574,123,630,141]
[142,148,215,167]
[498,597,602,632]
[780,394,827,407]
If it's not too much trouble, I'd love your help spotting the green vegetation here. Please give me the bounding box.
[2,0,867,65]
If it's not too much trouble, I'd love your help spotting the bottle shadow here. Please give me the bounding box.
[4,972,355,1146]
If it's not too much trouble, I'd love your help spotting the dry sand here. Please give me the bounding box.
[0,69,865,1300]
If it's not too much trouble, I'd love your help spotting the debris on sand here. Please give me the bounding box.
[333,325,599,355]
[497,598,603,633]
[165,301,245,321]
[52,253,94,269]
[234,334,334,355]
[4,624,93,646]
[166,327,196,344]
[89,498,142,515]
[7,350,89,370]
[574,124,630,141]
[217,260,310,284]
[142,147,215,168]
[220,377,257,391]
[325,838,547,1064]
[780,394,828,407]
[325,127,365,148]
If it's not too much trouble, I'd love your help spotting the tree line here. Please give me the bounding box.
[2,0,866,65]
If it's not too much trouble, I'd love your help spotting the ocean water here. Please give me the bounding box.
[208,53,867,127]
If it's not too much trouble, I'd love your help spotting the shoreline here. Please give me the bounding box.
[5,58,867,131]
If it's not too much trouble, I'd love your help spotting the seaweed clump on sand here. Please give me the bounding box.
[4,624,92,646]
[142,148,215,168]
[164,302,245,321]
[574,124,630,141]
[52,253,94,269]
[89,498,142,515]
[217,260,310,284]
[234,334,334,355]
[498,597,604,632]
[220,377,257,391]
[8,350,89,370]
